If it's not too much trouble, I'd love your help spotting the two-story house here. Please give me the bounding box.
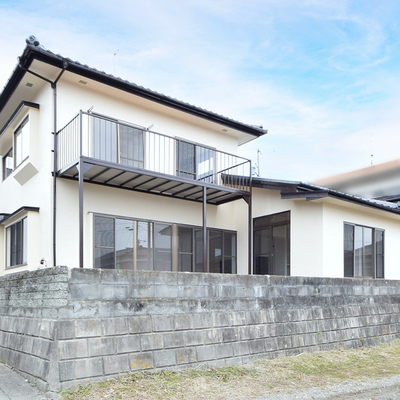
[0,36,266,276]
[2,37,400,281]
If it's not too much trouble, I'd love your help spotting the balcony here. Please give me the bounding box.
[57,111,252,205]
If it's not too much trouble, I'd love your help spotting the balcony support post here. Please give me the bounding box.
[203,186,207,272]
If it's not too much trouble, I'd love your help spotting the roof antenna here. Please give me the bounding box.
[113,49,119,74]
[252,149,262,177]
[87,106,94,113]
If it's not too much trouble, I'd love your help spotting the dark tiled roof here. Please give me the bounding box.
[0,41,267,137]
[253,177,400,215]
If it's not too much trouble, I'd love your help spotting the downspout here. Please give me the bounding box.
[19,59,68,267]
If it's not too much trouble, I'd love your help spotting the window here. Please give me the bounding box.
[209,230,237,274]
[14,117,29,168]
[253,211,290,276]
[344,223,384,278]
[176,140,214,182]
[2,148,13,180]
[92,117,144,168]
[6,218,27,268]
[94,215,236,273]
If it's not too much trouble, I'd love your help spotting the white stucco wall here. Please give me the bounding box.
[252,188,400,279]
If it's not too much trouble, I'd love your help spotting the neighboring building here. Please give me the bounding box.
[314,159,400,199]
[2,37,400,280]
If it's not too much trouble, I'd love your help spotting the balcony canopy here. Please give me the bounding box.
[57,111,251,205]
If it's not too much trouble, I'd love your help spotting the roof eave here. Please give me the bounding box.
[0,45,267,138]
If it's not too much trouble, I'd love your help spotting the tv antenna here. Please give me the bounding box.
[252,149,262,177]
[113,49,119,73]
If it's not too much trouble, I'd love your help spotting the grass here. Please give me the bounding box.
[59,340,400,399]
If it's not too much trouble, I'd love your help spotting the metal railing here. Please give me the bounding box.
[57,111,251,191]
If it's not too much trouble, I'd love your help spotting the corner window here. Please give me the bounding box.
[253,211,290,276]
[344,223,384,278]
[2,148,13,180]
[14,117,29,168]
[6,218,27,268]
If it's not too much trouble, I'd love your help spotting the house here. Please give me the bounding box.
[251,178,400,280]
[314,159,400,199]
[1,37,400,281]
[0,36,266,277]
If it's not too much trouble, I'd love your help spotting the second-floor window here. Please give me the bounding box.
[92,117,144,168]
[2,148,13,180]
[14,117,29,168]
[176,140,214,183]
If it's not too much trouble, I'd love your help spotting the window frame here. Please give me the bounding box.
[343,222,384,279]
[14,117,29,169]
[91,114,145,168]
[6,217,27,269]
[2,147,13,181]
[253,211,290,276]
[93,213,237,273]
[176,139,215,183]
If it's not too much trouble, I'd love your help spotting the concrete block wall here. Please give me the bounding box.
[0,267,400,391]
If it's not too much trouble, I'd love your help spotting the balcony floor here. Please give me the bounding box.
[57,157,250,205]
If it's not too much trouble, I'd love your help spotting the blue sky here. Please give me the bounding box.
[1,0,400,181]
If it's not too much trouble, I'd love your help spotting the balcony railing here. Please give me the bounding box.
[57,111,251,191]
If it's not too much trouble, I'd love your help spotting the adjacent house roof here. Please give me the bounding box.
[0,38,267,138]
[253,177,400,215]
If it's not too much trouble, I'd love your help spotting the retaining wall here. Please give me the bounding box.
[0,267,399,392]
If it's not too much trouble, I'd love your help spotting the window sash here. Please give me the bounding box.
[6,218,27,268]
[344,223,384,278]
[14,118,29,168]
[2,148,13,180]
[94,216,236,273]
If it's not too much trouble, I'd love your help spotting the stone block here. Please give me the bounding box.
[184,330,204,346]
[204,328,222,344]
[70,268,101,285]
[222,327,239,343]
[192,313,213,329]
[130,352,154,370]
[248,339,266,354]
[151,315,173,332]
[154,349,177,367]
[129,316,152,333]
[215,342,234,359]
[164,331,185,349]
[31,337,53,360]
[59,339,88,360]
[141,334,164,350]
[176,347,197,365]
[103,317,128,336]
[116,335,141,354]
[70,284,101,301]
[57,320,76,340]
[196,345,216,362]
[89,337,116,357]
[129,284,155,298]
[213,312,231,327]
[174,314,193,330]
[75,319,102,337]
[104,354,130,375]
[232,341,250,356]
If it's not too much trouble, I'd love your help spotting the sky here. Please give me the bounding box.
[1,0,400,182]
